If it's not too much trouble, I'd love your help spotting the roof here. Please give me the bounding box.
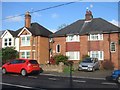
[18,23,52,37]
[51,18,120,37]
[8,30,21,37]
[0,30,5,36]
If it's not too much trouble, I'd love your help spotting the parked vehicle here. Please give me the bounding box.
[111,70,120,83]
[78,57,100,71]
[2,58,41,76]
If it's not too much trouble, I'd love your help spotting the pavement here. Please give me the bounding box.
[40,69,113,80]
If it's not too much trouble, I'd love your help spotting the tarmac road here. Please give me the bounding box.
[1,72,120,90]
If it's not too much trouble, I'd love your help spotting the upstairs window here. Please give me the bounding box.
[66,35,80,42]
[21,36,30,46]
[4,38,12,46]
[56,44,61,53]
[89,34,103,41]
[4,39,7,46]
[110,42,116,52]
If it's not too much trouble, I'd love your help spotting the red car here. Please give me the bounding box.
[2,58,41,76]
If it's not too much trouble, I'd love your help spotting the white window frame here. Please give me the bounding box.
[90,51,104,60]
[4,38,12,46]
[66,51,80,60]
[20,50,31,59]
[88,34,103,41]
[110,42,116,52]
[66,35,80,42]
[56,44,61,53]
[20,35,31,46]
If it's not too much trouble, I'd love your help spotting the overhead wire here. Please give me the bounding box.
[2,1,81,21]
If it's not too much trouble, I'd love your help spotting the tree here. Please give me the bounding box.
[57,24,68,31]
[1,47,19,64]
[53,54,68,65]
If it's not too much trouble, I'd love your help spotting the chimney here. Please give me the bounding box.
[25,11,31,28]
[85,9,93,21]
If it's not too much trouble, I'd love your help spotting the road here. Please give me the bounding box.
[1,73,120,90]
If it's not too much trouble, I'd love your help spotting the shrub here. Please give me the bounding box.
[102,60,114,70]
[1,47,19,64]
[53,54,68,65]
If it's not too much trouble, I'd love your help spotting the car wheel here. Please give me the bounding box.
[78,67,82,71]
[21,69,27,76]
[2,68,7,74]
[117,76,120,83]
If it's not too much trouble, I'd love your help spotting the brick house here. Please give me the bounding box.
[1,30,20,51]
[17,12,52,64]
[51,10,120,69]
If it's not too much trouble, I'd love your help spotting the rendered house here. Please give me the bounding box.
[17,12,52,64]
[0,31,5,50]
[1,30,20,51]
[51,10,120,69]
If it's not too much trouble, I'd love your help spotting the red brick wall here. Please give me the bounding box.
[52,33,120,69]
[80,35,89,59]
[52,37,66,56]
[66,42,80,51]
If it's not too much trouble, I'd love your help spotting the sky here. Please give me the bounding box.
[1,1,120,32]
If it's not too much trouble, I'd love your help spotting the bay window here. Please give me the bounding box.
[66,51,80,60]
[90,51,104,60]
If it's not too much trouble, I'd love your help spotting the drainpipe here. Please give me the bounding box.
[109,33,112,62]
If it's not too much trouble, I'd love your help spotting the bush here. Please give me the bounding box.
[1,47,19,64]
[53,54,68,65]
[102,60,114,70]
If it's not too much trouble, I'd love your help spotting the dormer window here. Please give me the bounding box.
[66,35,80,42]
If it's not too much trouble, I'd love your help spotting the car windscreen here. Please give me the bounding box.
[29,60,38,64]
[82,58,93,63]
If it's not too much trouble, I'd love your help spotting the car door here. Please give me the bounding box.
[13,60,25,73]
[6,60,17,72]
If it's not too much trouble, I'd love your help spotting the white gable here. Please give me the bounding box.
[1,30,13,38]
[18,27,32,36]
[1,30,15,49]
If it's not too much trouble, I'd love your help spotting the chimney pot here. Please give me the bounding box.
[85,10,93,21]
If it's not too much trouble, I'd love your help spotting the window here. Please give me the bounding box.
[89,34,103,41]
[110,42,116,52]
[90,51,104,60]
[66,51,80,60]
[21,52,25,58]
[21,51,30,59]
[4,39,7,46]
[9,38,12,46]
[21,36,30,46]
[26,52,30,58]
[4,38,12,46]
[56,44,60,53]
[66,35,80,42]
[10,60,19,64]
